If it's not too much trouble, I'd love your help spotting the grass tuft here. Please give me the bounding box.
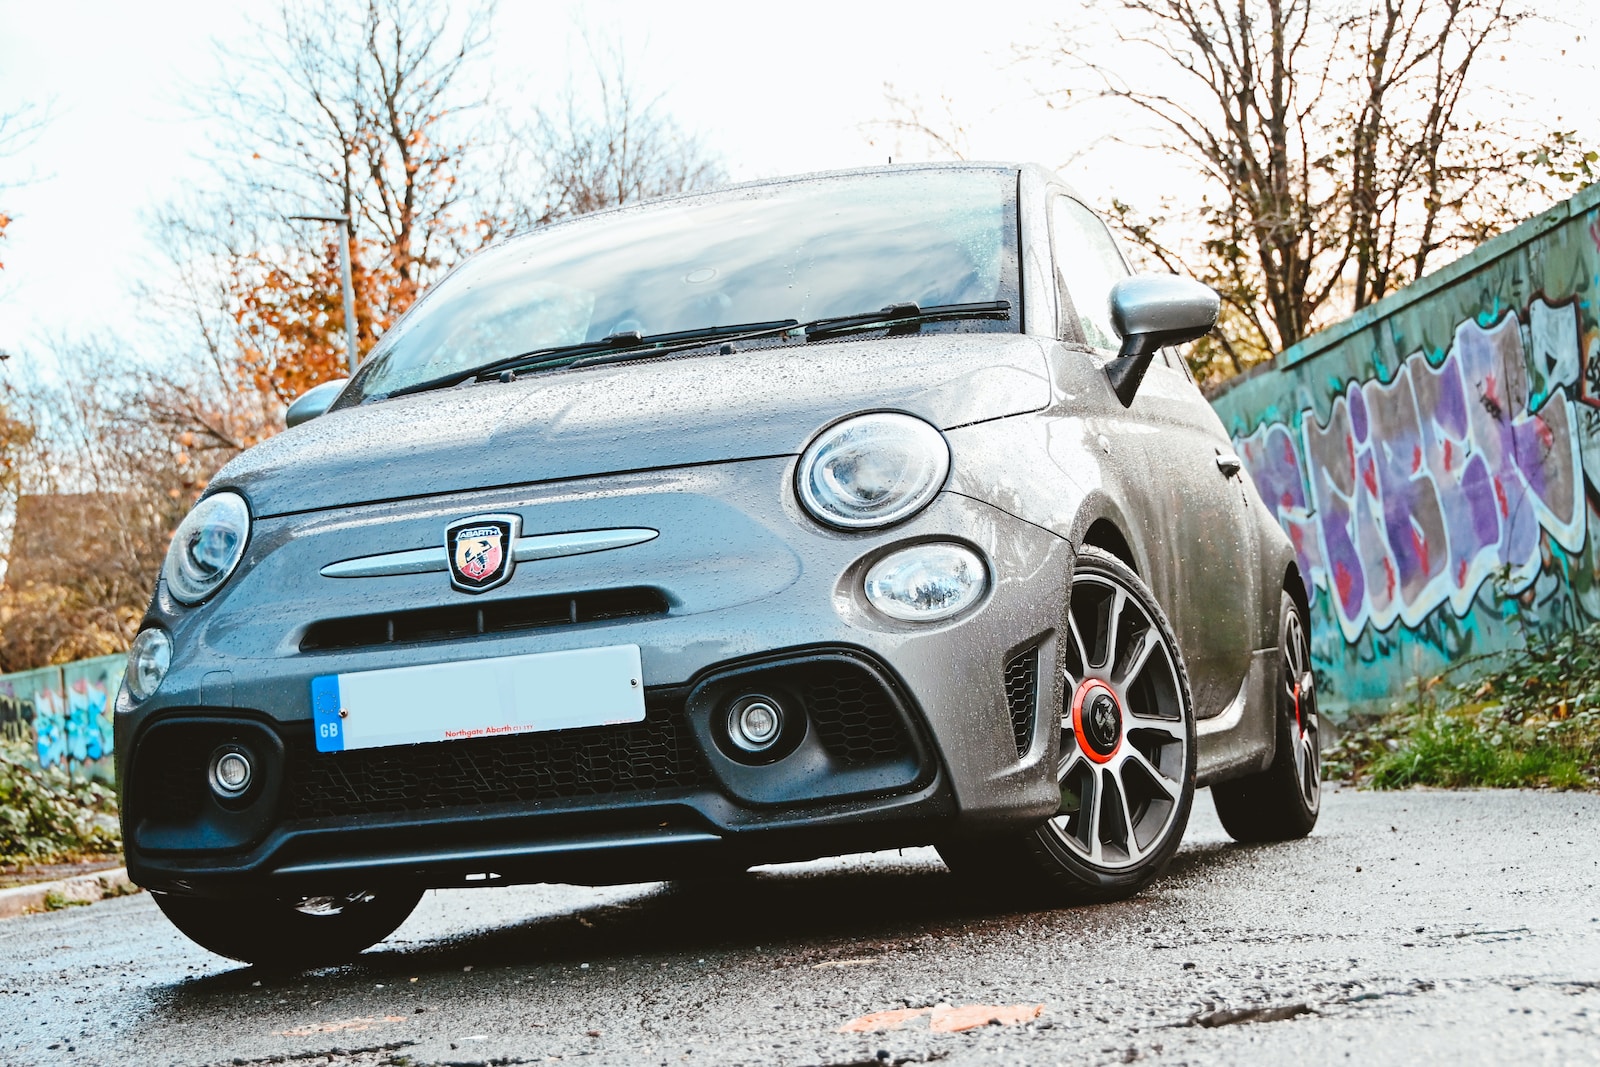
[1325,620,1600,791]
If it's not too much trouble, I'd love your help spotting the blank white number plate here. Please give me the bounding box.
[311,644,645,753]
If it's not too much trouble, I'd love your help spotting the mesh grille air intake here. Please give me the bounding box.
[283,693,708,819]
[1004,647,1038,756]
[804,664,913,766]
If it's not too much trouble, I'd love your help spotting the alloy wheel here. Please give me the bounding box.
[1283,610,1321,813]
[1050,569,1190,871]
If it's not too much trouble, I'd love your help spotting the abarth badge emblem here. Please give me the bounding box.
[445,513,521,593]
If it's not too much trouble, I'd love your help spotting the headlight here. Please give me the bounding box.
[864,543,988,622]
[162,491,251,604]
[797,412,949,529]
[124,627,172,703]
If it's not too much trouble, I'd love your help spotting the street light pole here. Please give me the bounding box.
[288,213,360,376]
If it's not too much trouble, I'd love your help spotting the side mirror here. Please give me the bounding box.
[1104,275,1220,405]
[285,378,350,428]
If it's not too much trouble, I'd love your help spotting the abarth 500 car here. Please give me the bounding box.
[117,163,1321,967]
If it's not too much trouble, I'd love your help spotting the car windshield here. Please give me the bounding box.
[350,168,1021,400]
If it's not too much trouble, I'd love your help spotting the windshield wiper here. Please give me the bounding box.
[378,320,800,400]
[376,301,1010,400]
[562,320,800,371]
[803,300,1011,340]
[564,301,1013,371]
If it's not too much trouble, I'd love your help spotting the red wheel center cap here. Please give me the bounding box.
[1073,681,1123,762]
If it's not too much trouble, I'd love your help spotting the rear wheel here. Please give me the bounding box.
[940,547,1196,903]
[154,887,424,968]
[1212,590,1321,842]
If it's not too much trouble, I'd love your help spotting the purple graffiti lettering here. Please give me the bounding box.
[1236,300,1586,642]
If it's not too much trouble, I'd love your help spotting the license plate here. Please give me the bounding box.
[310,644,645,753]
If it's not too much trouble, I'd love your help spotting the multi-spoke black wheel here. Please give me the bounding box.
[154,887,424,968]
[940,547,1196,903]
[1212,591,1321,841]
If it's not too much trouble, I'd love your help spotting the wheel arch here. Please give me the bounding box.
[1284,561,1311,635]
[1080,518,1137,575]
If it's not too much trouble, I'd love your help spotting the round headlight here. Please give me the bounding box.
[125,627,173,703]
[163,492,251,604]
[864,543,988,622]
[797,413,949,529]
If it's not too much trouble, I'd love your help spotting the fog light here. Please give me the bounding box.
[864,542,988,622]
[727,696,784,753]
[124,628,172,703]
[209,747,253,798]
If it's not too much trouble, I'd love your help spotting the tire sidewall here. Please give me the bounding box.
[1026,547,1198,897]
[1278,591,1321,822]
[154,888,423,967]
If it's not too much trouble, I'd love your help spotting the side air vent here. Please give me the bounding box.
[1004,647,1039,756]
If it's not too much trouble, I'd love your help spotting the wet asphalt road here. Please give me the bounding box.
[3,786,1598,1067]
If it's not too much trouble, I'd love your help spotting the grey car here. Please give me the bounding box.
[116,163,1321,967]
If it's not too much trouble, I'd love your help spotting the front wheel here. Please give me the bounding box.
[154,887,424,968]
[1211,590,1321,842]
[940,547,1197,903]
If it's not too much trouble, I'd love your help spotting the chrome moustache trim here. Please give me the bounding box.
[320,528,660,579]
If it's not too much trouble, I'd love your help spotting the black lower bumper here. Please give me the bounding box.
[128,778,958,897]
[122,646,999,898]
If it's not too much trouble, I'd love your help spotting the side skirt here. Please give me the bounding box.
[1194,649,1276,787]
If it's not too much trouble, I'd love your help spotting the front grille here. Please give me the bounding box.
[299,587,668,652]
[284,694,709,819]
[1004,647,1038,756]
[804,664,912,766]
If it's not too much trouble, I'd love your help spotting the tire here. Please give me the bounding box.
[154,887,424,968]
[939,546,1197,904]
[1212,590,1321,842]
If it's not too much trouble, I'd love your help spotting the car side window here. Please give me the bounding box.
[1051,196,1128,351]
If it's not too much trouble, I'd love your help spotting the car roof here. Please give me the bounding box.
[515,161,1069,241]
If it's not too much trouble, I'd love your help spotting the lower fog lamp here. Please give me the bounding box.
[209,747,254,799]
[727,696,785,754]
[864,543,988,622]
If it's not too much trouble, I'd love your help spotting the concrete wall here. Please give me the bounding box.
[1210,182,1600,720]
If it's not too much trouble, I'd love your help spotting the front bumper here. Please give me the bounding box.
[118,457,1072,896]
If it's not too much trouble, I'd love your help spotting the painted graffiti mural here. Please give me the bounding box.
[1211,182,1600,717]
[1238,302,1587,642]
[0,655,123,782]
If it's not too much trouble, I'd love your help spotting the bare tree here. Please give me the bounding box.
[156,4,723,415]
[529,38,724,224]
[862,84,973,162]
[1,103,50,575]
[1031,0,1596,382]
[139,201,286,449]
[0,343,194,670]
[0,103,48,279]
[202,0,501,344]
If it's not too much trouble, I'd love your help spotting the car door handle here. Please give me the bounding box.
[1216,452,1242,477]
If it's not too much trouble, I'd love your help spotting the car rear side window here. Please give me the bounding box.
[1052,197,1128,351]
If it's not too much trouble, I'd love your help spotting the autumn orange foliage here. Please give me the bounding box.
[230,233,419,404]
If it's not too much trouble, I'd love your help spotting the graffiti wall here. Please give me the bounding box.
[0,655,123,783]
[1210,182,1600,720]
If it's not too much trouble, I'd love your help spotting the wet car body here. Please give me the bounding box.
[117,163,1315,964]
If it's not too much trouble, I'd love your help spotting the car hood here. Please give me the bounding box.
[218,334,1052,517]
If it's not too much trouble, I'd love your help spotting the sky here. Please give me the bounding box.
[1,0,1596,370]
